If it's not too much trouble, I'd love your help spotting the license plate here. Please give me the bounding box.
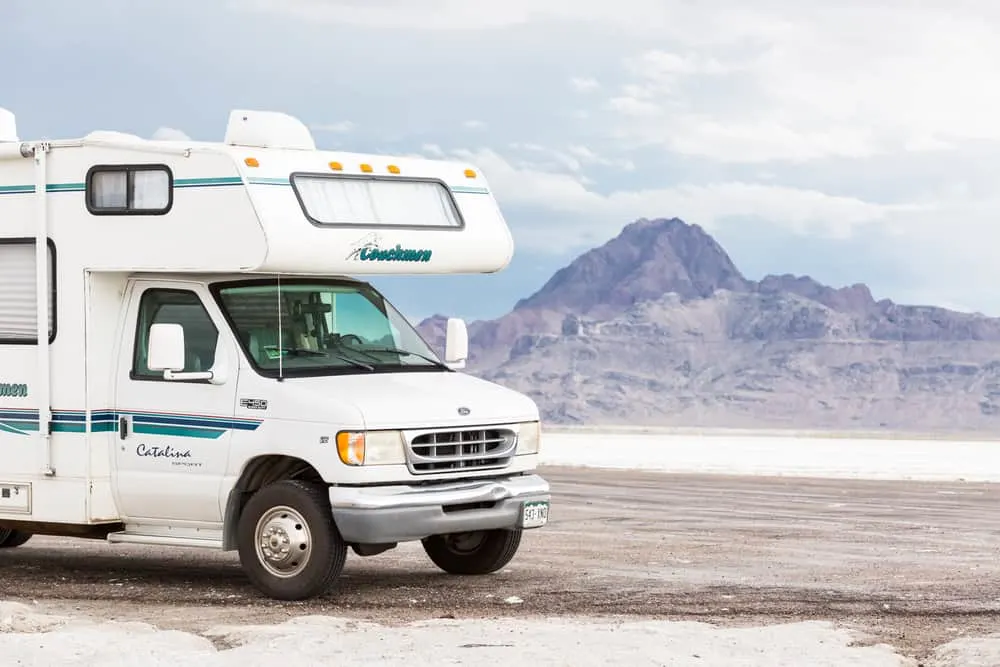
[521,500,549,529]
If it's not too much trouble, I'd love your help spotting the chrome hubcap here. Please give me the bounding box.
[445,531,487,554]
[254,505,312,578]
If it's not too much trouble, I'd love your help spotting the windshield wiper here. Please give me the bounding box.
[271,346,374,371]
[323,350,374,371]
[362,347,448,368]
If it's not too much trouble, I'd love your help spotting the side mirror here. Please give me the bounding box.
[148,322,219,382]
[148,323,185,372]
[444,317,469,370]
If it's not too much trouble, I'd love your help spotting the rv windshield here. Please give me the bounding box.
[212,279,445,377]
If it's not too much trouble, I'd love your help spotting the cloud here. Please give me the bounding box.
[151,127,190,141]
[502,143,634,176]
[311,121,355,133]
[436,143,1000,315]
[566,145,635,171]
[569,77,600,93]
[441,146,911,249]
[420,143,446,158]
[236,0,682,31]
[13,0,997,316]
[599,6,1000,162]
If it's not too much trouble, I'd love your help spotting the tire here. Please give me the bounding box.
[0,529,32,548]
[236,480,347,601]
[421,528,522,575]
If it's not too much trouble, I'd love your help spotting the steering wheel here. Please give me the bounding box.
[337,334,364,346]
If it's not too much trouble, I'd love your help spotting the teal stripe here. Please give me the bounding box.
[0,184,87,194]
[47,183,84,192]
[0,177,245,196]
[1,420,37,431]
[2,410,251,439]
[248,177,290,186]
[0,176,490,196]
[51,422,116,434]
[133,424,225,439]
[175,177,243,188]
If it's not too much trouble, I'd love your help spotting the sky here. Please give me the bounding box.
[3,0,999,323]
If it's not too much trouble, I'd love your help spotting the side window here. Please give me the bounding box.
[132,289,218,379]
[86,164,173,216]
[0,239,56,344]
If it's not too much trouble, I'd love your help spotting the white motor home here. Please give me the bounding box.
[0,107,549,600]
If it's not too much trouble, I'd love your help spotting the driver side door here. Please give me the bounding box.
[111,281,239,524]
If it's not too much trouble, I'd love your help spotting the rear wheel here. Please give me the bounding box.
[421,528,522,575]
[236,480,347,601]
[0,528,32,548]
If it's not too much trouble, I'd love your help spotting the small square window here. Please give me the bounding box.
[87,165,173,215]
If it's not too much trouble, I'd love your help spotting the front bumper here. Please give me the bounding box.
[328,473,551,544]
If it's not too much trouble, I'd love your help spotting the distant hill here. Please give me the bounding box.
[416,217,1000,434]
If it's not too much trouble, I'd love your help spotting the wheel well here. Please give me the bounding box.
[222,455,324,550]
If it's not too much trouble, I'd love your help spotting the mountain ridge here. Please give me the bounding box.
[414,217,1000,432]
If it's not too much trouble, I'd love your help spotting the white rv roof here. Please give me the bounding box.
[75,109,318,152]
[0,106,516,276]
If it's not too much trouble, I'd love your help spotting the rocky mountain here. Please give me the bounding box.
[513,217,751,317]
[416,217,1000,434]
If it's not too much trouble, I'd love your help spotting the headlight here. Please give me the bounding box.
[517,421,541,454]
[336,430,407,466]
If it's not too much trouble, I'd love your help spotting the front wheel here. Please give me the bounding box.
[421,528,522,575]
[0,528,32,548]
[236,480,347,601]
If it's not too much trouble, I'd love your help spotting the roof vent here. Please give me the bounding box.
[0,108,18,143]
[224,109,315,151]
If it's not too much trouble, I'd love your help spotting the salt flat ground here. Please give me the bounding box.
[4,432,1000,665]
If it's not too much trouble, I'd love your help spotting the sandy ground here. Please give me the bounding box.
[3,466,1000,664]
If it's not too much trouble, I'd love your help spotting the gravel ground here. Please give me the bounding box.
[2,466,1000,664]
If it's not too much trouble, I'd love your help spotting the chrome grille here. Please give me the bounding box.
[406,427,517,474]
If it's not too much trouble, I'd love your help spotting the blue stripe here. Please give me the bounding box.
[0,410,37,419]
[55,412,117,423]
[0,408,262,438]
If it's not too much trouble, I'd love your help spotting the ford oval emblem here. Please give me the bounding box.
[458,406,471,416]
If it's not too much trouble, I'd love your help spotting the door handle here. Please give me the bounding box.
[118,416,129,440]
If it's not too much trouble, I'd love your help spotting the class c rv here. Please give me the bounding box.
[0,107,550,600]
